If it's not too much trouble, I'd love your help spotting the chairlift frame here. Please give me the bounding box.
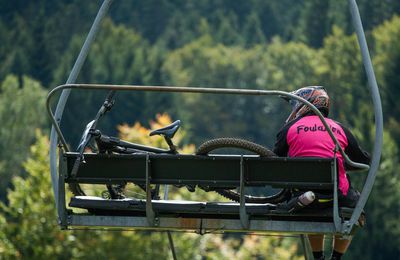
[47,0,383,259]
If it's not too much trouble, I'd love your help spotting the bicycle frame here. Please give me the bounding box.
[96,133,174,154]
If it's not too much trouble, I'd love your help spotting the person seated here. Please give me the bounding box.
[273,86,370,260]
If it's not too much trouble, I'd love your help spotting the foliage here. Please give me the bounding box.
[162,36,322,145]
[118,113,195,154]
[372,15,400,144]
[0,131,189,259]
[52,18,171,147]
[1,1,400,259]
[347,131,400,259]
[318,26,365,124]
[0,75,47,200]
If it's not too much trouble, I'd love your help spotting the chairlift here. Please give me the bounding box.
[47,1,383,259]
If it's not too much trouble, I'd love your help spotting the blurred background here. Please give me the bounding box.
[0,0,399,259]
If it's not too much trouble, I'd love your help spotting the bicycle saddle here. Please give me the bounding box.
[149,120,181,139]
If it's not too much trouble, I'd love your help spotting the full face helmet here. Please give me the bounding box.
[285,86,330,123]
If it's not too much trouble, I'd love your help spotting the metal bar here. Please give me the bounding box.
[165,203,177,260]
[63,152,335,187]
[300,234,312,260]
[239,156,249,229]
[332,153,341,232]
[167,232,178,260]
[49,0,113,215]
[145,154,157,226]
[347,0,383,233]
[163,174,176,260]
[47,83,369,172]
[58,153,68,229]
[164,185,169,199]
[68,215,336,234]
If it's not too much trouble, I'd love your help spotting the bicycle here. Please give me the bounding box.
[70,91,289,204]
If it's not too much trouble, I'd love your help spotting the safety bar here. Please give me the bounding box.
[47,83,370,172]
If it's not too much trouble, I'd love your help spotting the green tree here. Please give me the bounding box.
[347,131,400,259]
[162,36,322,145]
[241,12,266,47]
[358,0,400,30]
[0,131,197,259]
[294,0,330,47]
[52,18,171,148]
[372,15,400,145]
[214,10,242,46]
[0,0,100,86]
[0,75,47,200]
[0,16,32,81]
[318,26,366,124]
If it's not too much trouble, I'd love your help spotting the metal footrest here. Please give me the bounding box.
[70,196,275,217]
[69,196,355,221]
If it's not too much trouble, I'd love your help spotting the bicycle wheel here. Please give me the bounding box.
[196,137,289,204]
[67,156,157,200]
[69,173,150,199]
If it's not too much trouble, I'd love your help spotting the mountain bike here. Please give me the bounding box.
[70,91,289,204]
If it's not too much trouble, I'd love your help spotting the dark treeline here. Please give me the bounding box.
[2,0,400,144]
[0,0,399,259]
[1,0,400,86]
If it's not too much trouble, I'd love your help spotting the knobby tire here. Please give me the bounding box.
[196,137,289,204]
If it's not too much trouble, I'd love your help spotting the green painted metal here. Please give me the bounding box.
[63,152,334,189]
[63,151,348,233]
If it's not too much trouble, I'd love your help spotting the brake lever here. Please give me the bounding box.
[72,129,101,177]
[72,92,116,177]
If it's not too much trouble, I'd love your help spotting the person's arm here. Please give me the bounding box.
[339,123,371,169]
[273,126,289,157]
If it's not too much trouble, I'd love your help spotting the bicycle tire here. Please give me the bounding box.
[196,137,289,204]
[69,176,149,199]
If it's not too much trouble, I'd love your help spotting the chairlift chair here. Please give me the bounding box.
[47,1,383,259]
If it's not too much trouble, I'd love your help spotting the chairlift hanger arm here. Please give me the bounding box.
[346,0,383,234]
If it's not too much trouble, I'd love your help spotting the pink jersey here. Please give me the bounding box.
[286,116,349,194]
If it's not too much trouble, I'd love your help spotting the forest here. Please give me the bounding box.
[0,0,399,259]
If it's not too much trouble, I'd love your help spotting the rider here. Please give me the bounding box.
[273,86,370,260]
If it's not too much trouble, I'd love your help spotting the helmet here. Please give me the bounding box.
[285,86,330,123]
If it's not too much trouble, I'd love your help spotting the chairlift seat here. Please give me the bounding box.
[58,151,355,234]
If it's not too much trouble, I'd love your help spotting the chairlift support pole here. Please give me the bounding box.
[300,234,313,260]
[346,0,383,234]
[49,0,113,218]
